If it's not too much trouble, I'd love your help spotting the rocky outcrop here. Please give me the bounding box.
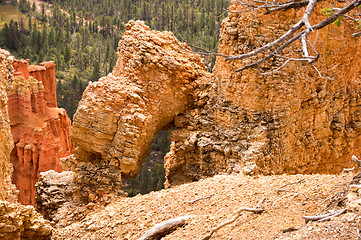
[0,49,17,203]
[0,49,52,240]
[164,1,361,186]
[62,2,361,194]
[8,59,73,205]
[0,201,52,240]
[62,20,207,201]
[35,170,75,221]
[13,59,57,108]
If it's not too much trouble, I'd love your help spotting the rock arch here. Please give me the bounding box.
[62,21,208,201]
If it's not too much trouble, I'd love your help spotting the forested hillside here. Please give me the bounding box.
[0,0,228,196]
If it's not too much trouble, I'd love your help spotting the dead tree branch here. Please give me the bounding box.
[272,193,299,207]
[202,207,264,240]
[342,167,355,172]
[186,194,214,204]
[352,155,361,168]
[221,0,360,74]
[138,215,195,240]
[256,178,305,208]
[201,178,304,239]
[353,31,361,37]
[356,227,361,239]
[317,196,332,207]
[303,208,347,222]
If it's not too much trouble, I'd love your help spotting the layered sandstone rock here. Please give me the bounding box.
[35,170,75,221]
[0,49,17,202]
[0,49,52,240]
[63,20,207,201]
[0,201,52,240]
[164,0,361,186]
[63,2,361,194]
[8,59,73,205]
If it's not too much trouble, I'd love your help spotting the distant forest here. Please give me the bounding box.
[0,0,228,196]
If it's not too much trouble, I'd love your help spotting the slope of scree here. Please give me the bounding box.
[51,172,361,240]
[62,20,208,202]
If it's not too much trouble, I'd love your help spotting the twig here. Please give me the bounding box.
[259,59,290,75]
[202,207,264,240]
[282,227,300,233]
[303,208,347,222]
[317,197,332,207]
[186,194,214,204]
[352,155,361,168]
[138,215,195,240]
[311,64,333,80]
[356,227,361,239]
[275,178,305,192]
[272,193,298,207]
[342,167,355,173]
[317,208,347,222]
[256,178,305,208]
[233,0,361,72]
[353,31,361,37]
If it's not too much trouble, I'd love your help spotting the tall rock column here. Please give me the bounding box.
[8,59,73,205]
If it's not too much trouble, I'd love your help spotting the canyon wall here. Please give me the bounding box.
[8,59,73,205]
[164,1,361,186]
[62,1,361,195]
[0,49,52,240]
[62,20,208,202]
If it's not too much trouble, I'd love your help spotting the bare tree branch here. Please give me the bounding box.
[303,208,347,222]
[138,215,195,240]
[186,194,214,204]
[202,207,264,240]
[229,0,361,72]
[353,31,361,37]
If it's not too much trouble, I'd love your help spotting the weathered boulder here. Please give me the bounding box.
[8,59,73,205]
[35,170,74,221]
[164,0,361,186]
[63,20,207,200]
[0,201,52,240]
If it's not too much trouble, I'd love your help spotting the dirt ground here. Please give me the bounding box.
[51,172,361,239]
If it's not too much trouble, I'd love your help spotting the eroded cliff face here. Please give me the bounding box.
[164,1,361,186]
[62,2,361,196]
[63,20,208,202]
[8,59,73,205]
[0,49,17,203]
[0,49,52,240]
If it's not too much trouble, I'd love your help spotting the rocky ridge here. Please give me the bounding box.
[8,59,73,206]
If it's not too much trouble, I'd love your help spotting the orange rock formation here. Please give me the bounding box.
[164,0,361,186]
[8,59,73,205]
[62,1,361,195]
[62,20,208,202]
[0,49,52,240]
